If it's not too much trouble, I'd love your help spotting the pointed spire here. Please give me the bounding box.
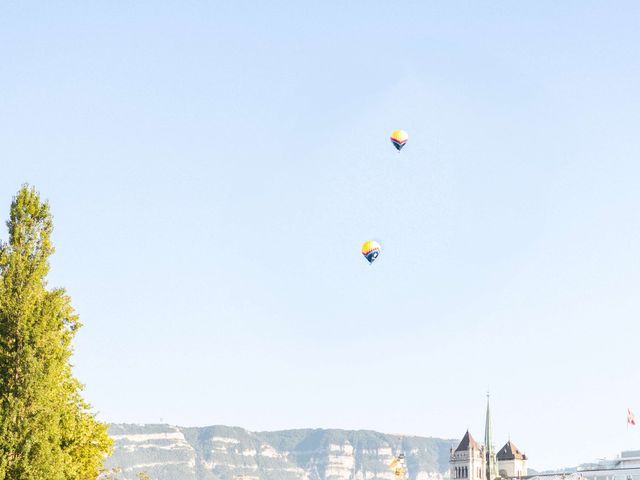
[484,393,493,451]
[484,394,497,480]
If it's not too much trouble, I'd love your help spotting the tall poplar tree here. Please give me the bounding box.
[0,185,112,479]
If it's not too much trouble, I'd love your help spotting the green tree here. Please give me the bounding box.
[0,185,112,479]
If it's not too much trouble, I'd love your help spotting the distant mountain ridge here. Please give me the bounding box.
[104,424,456,480]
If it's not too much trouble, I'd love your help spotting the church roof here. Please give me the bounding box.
[455,430,480,452]
[496,440,527,461]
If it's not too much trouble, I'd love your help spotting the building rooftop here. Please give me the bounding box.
[455,430,480,452]
[497,440,527,461]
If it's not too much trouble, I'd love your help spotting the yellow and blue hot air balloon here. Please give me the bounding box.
[361,240,381,264]
[389,453,407,479]
[390,130,409,151]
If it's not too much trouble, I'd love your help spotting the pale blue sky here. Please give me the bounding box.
[2,1,640,470]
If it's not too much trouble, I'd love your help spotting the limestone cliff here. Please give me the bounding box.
[104,424,455,480]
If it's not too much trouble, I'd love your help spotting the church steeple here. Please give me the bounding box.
[450,395,528,480]
[484,394,497,480]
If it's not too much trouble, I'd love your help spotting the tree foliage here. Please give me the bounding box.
[0,185,112,479]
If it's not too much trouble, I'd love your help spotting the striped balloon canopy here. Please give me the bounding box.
[390,130,409,151]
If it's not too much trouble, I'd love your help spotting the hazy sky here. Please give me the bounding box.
[2,1,640,470]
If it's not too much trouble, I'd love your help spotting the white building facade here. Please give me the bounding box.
[577,450,640,480]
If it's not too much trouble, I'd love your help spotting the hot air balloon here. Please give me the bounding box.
[361,240,381,264]
[389,453,407,479]
[390,130,408,151]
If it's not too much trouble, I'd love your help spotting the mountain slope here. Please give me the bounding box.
[104,424,456,480]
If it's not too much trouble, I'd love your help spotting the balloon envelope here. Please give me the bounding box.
[361,240,381,264]
[390,130,409,151]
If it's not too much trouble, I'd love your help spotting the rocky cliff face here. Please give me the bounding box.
[104,424,455,480]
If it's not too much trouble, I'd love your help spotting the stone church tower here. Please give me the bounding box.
[450,396,527,480]
[449,431,486,480]
[496,441,528,478]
